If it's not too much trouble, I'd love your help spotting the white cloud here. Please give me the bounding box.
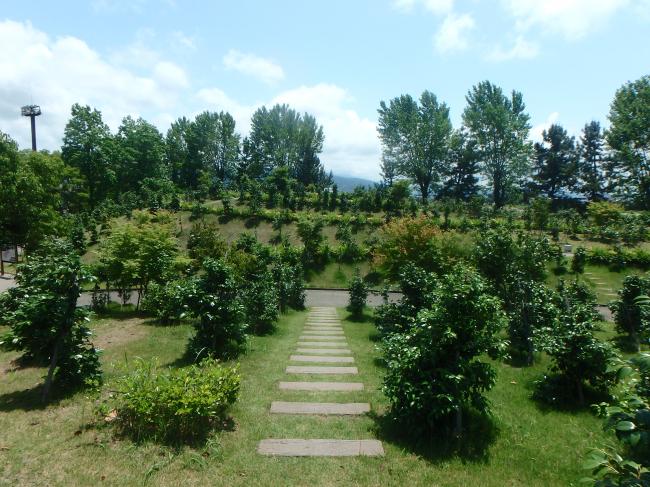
[172,31,196,50]
[531,111,560,142]
[0,20,380,179]
[501,0,629,40]
[0,20,187,149]
[487,36,539,61]
[222,49,285,85]
[393,0,454,15]
[435,13,475,53]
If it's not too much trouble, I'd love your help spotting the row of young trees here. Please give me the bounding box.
[373,215,649,442]
[61,103,331,209]
[379,75,650,208]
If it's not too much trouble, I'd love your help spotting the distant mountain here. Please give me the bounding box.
[332,175,378,192]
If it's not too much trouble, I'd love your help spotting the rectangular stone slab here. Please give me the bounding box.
[278,381,364,391]
[286,366,358,374]
[299,335,345,342]
[270,401,370,415]
[290,355,354,363]
[302,330,345,335]
[295,348,351,354]
[298,341,349,348]
[258,439,384,457]
[303,328,343,332]
[306,319,341,323]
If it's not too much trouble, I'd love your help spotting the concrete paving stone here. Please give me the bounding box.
[257,439,384,457]
[278,381,364,391]
[302,330,344,335]
[285,366,358,374]
[298,341,349,348]
[304,327,343,332]
[290,355,355,363]
[299,335,345,342]
[270,401,370,415]
[295,348,351,354]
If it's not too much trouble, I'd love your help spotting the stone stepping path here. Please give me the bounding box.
[258,307,383,457]
[258,439,384,457]
[290,355,355,363]
[279,381,364,391]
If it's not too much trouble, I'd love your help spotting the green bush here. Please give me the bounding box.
[107,358,240,443]
[348,272,368,318]
[571,247,586,274]
[141,279,195,325]
[382,264,507,435]
[610,275,650,351]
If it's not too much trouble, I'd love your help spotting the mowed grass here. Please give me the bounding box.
[0,307,610,486]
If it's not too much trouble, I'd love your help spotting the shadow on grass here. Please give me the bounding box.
[370,409,498,464]
[93,303,148,321]
[528,373,611,414]
[344,310,373,323]
[0,382,77,412]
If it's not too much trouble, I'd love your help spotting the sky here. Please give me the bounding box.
[0,0,648,180]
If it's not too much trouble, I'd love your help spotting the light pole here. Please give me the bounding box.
[21,104,41,151]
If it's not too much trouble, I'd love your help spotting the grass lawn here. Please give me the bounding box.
[0,307,611,486]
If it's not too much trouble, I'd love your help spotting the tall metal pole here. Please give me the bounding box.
[21,105,41,152]
[30,114,37,151]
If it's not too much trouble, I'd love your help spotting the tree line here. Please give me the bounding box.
[378,75,650,209]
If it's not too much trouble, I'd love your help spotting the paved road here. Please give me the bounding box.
[0,275,614,319]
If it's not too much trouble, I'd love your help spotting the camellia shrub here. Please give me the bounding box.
[610,275,650,351]
[382,264,507,436]
[106,358,240,443]
[141,279,196,325]
[348,272,368,318]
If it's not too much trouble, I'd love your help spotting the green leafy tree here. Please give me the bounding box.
[62,104,116,206]
[607,75,650,208]
[579,120,607,201]
[0,139,85,251]
[462,81,532,208]
[296,216,326,269]
[572,247,587,274]
[440,129,480,201]
[378,91,453,204]
[98,214,178,308]
[244,104,326,185]
[533,123,578,202]
[187,111,240,193]
[115,116,166,193]
[382,264,507,436]
[0,239,101,399]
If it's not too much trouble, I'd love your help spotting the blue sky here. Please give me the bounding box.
[0,0,648,179]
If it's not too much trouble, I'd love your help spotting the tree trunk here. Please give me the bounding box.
[576,379,585,406]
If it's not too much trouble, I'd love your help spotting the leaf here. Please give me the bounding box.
[615,421,636,431]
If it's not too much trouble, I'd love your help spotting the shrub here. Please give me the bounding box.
[0,239,101,398]
[141,279,195,325]
[348,272,368,318]
[107,358,240,443]
[534,304,616,406]
[587,201,624,227]
[610,275,650,351]
[241,272,279,335]
[571,247,587,274]
[272,261,305,311]
[382,264,507,436]
[187,258,248,358]
[187,220,228,263]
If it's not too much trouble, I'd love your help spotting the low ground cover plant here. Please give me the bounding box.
[104,358,240,443]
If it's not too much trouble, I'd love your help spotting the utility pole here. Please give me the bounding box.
[21,104,41,151]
